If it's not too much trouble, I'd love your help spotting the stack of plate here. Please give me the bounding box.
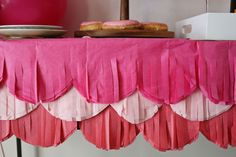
[0,25,67,39]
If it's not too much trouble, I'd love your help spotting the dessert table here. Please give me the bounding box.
[0,38,235,155]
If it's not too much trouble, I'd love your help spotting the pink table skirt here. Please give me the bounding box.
[0,38,235,151]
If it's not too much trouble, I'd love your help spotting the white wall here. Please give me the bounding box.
[63,0,230,35]
[39,133,236,157]
[2,0,236,157]
[3,133,236,157]
[2,137,37,157]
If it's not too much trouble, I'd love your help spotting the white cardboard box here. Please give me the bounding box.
[175,13,236,40]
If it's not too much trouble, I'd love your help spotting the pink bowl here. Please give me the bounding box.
[0,0,67,25]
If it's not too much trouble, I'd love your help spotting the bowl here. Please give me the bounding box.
[0,0,67,25]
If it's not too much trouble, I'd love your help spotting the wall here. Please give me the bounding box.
[3,133,236,157]
[37,133,236,157]
[2,0,236,157]
[63,0,230,35]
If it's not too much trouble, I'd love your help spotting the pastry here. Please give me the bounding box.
[80,21,103,31]
[102,20,141,30]
[142,22,168,31]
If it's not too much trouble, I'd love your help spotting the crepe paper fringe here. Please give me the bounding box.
[11,106,77,147]
[111,91,160,124]
[0,86,38,120]
[0,86,159,123]
[0,39,236,105]
[0,87,232,123]
[42,88,109,122]
[0,106,235,150]
[137,106,200,151]
[43,88,159,123]
[197,41,235,104]
[80,107,139,150]
[200,104,236,148]
[0,120,12,143]
[0,38,235,149]
[171,90,232,121]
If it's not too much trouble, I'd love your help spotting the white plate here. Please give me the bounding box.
[0,28,67,38]
[0,25,63,29]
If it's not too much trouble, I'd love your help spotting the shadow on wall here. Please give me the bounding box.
[62,0,119,37]
[62,0,89,36]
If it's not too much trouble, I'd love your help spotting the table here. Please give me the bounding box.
[0,38,235,155]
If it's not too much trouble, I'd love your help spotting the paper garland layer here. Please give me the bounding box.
[0,39,236,105]
[0,87,232,123]
[0,87,234,150]
[0,105,235,151]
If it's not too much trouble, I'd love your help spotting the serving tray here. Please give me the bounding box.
[74,29,174,38]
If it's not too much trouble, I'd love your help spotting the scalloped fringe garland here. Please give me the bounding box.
[0,87,232,123]
[0,105,235,151]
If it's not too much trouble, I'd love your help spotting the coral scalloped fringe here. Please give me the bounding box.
[0,105,235,151]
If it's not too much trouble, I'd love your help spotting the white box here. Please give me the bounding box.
[175,13,236,40]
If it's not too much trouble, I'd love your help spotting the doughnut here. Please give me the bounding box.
[102,20,141,30]
[142,22,168,31]
[80,21,103,31]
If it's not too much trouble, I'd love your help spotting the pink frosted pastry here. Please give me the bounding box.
[102,20,141,30]
[80,21,103,31]
[142,22,168,31]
